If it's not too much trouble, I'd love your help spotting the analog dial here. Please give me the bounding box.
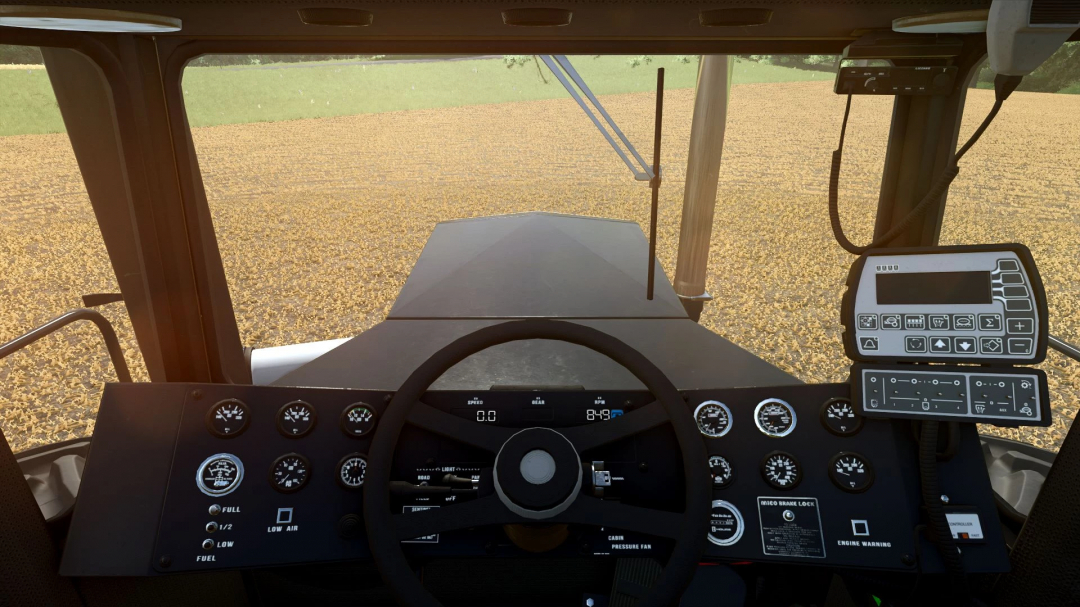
[754,399,797,438]
[693,401,733,438]
[277,400,317,438]
[270,453,311,493]
[196,453,244,496]
[820,398,863,436]
[708,455,735,488]
[829,452,875,493]
[206,399,250,438]
[761,451,801,490]
[337,453,368,489]
[340,403,377,438]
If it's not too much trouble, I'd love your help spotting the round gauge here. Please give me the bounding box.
[708,455,735,488]
[340,403,377,438]
[337,453,368,490]
[820,398,863,437]
[277,400,317,438]
[269,453,311,493]
[754,398,797,438]
[205,399,250,438]
[196,453,244,496]
[693,401,733,438]
[708,500,745,547]
[829,452,875,493]
[760,451,802,490]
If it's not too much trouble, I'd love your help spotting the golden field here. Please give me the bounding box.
[1,81,1078,453]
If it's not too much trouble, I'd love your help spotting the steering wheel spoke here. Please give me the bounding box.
[407,402,514,453]
[562,400,669,452]
[393,494,513,541]
[557,494,685,540]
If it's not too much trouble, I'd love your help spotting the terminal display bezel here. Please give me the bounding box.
[841,244,1048,364]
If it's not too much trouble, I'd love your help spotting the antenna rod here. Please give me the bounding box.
[647,67,664,300]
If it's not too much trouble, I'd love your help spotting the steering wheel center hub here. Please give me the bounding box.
[493,427,582,519]
[520,449,557,485]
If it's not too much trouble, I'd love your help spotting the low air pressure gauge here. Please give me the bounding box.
[694,401,732,438]
[761,451,801,490]
[337,453,368,489]
[754,399,796,438]
[270,453,311,493]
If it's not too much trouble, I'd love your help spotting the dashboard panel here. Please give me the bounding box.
[60,382,1009,577]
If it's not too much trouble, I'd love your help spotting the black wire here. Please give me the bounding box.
[829,94,1004,255]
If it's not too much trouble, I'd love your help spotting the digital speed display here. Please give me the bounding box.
[875,271,991,305]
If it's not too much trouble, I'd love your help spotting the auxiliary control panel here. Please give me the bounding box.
[841,244,1047,364]
[61,382,1008,577]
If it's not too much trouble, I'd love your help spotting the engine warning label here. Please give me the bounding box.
[757,497,826,559]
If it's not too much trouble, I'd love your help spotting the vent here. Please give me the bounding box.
[1030,0,1080,25]
[502,8,572,27]
[297,8,373,27]
[698,8,772,27]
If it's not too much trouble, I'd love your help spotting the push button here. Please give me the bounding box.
[1005,300,1032,312]
[980,337,1004,354]
[904,315,926,330]
[857,314,878,330]
[859,336,879,351]
[951,314,975,331]
[1008,338,1034,355]
[954,337,976,354]
[881,314,902,330]
[978,314,1002,331]
[905,336,927,353]
[1007,318,1034,335]
[996,259,1020,272]
[930,337,952,354]
[928,314,950,330]
[1003,285,1029,298]
[1000,273,1024,285]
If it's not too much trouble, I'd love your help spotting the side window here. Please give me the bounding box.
[942,43,1080,450]
[0,46,147,453]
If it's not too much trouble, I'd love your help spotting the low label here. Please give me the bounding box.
[946,512,984,541]
[757,497,826,558]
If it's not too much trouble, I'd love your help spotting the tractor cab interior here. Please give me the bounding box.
[1,1,1079,606]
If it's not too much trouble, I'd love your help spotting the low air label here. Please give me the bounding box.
[401,506,439,543]
[945,512,984,541]
[757,497,826,558]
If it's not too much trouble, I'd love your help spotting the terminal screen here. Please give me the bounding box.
[876,271,992,305]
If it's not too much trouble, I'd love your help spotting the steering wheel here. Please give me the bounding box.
[364,319,711,607]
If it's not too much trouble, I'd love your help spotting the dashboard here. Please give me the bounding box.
[59,381,1008,577]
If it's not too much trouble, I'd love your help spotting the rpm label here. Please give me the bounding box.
[756,497,826,558]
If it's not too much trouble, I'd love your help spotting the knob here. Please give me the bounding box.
[205,522,219,533]
[201,539,215,551]
[337,513,363,539]
[864,77,879,92]
[208,504,222,516]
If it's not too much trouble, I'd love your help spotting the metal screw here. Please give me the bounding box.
[638,461,648,472]
[901,554,915,566]
[940,494,950,504]
[192,389,203,400]
[384,394,392,403]
[159,556,172,568]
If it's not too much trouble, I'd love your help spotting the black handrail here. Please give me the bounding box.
[1050,335,1080,364]
[0,308,133,382]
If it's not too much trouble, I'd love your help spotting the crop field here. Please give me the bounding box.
[1,65,1078,454]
